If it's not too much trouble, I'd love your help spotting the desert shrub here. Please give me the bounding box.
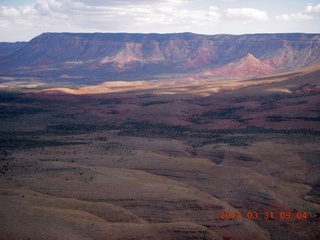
[141,100,168,106]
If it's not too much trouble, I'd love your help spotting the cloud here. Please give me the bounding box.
[0,0,224,37]
[224,8,268,21]
[5,0,318,42]
[0,6,20,16]
[276,3,320,21]
[276,13,312,21]
[304,3,320,14]
[208,5,221,20]
[75,0,187,7]
[34,0,64,15]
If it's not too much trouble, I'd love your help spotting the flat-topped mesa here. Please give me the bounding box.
[0,32,320,81]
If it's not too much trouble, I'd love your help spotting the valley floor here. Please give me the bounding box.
[0,70,320,239]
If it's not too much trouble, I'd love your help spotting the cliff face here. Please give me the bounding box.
[204,53,276,76]
[0,32,320,81]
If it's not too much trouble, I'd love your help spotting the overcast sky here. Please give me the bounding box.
[0,0,320,42]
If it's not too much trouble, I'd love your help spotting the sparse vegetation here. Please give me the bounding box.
[0,106,47,118]
[141,100,168,106]
[0,66,319,240]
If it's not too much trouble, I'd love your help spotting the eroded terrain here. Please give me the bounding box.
[1,67,320,239]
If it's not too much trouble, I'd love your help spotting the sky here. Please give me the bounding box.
[0,0,320,42]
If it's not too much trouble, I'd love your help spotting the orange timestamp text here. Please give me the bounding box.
[219,211,307,220]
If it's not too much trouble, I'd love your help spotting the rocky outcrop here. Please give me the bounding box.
[0,32,319,81]
[204,53,275,76]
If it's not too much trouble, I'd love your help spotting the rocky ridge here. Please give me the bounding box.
[0,32,320,82]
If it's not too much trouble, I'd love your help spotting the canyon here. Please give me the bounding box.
[0,32,319,240]
[0,32,320,85]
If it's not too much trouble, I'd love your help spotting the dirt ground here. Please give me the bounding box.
[1,66,320,239]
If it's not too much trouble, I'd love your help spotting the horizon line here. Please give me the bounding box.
[2,31,320,43]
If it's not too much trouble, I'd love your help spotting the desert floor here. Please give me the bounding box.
[1,67,320,239]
